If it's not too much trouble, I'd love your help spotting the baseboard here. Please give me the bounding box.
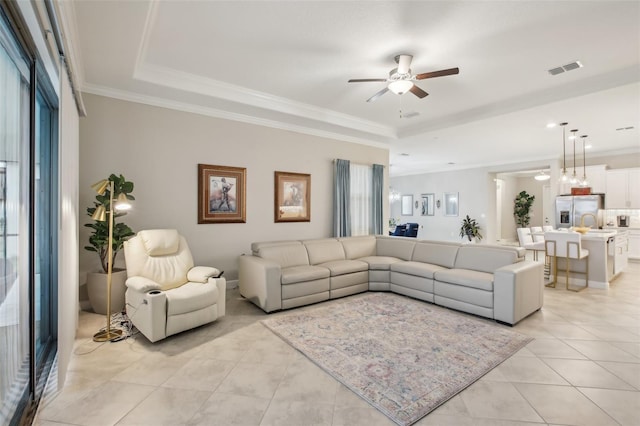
[226,279,238,289]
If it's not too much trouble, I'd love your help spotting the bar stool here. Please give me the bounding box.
[516,227,545,261]
[531,226,550,279]
[530,226,544,242]
[544,231,589,292]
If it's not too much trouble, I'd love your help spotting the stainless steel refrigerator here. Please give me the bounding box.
[555,194,604,228]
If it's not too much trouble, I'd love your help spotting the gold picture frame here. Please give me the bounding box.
[198,164,246,223]
[274,171,311,222]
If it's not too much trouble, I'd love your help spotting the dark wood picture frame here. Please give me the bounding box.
[198,164,246,224]
[274,171,311,222]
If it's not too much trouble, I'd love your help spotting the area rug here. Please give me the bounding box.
[261,292,533,426]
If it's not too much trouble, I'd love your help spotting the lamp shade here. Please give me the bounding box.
[388,80,414,95]
[114,193,132,211]
[91,205,106,222]
[91,179,109,195]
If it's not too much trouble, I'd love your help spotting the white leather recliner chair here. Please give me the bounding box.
[123,229,226,342]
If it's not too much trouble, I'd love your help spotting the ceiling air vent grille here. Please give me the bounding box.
[548,61,583,75]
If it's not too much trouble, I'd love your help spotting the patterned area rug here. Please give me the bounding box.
[262,292,533,426]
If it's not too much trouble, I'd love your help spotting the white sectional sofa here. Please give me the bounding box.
[239,235,544,325]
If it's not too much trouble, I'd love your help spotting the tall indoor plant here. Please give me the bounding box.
[459,215,483,242]
[513,190,535,228]
[85,174,135,314]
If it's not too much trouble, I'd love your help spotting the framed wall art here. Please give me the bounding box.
[444,192,459,217]
[197,163,246,224]
[274,171,310,222]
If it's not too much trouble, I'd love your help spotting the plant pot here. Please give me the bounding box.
[87,269,127,315]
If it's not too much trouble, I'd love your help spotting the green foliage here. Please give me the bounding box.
[459,215,483,242]
[514,190,535,228]
[84,174,135,273]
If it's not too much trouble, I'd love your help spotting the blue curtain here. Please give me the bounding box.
[333,159,351,237]
[372,164,384,235]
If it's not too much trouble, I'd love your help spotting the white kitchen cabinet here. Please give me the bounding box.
[629,229,640,260]
[606,168,640,208]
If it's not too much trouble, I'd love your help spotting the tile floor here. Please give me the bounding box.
[34,262,640,426]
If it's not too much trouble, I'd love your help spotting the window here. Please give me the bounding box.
[350,163,372,236]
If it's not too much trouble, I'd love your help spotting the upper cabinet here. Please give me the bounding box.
[558,164,607,195]
[606,168,640,209]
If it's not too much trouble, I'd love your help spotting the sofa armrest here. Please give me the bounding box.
[239,255,282,312]
[493,261,544,325]
[209,276,226,316]
[126,276,162,293]
[188,266,222,283]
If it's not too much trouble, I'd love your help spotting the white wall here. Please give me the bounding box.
[390,168,496,242]
[78,93,389,284]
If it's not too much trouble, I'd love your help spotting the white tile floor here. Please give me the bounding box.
[34,262,640,426]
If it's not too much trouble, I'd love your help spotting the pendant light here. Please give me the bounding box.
[559,122,569,182]
[580,135,589,187]
[569,128,579,184]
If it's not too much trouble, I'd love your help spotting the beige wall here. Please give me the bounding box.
[78,93,389,283]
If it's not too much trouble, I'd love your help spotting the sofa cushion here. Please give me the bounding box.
[390,261,448,279]
[434,268,494,291]
[339,236,377,259]
[454,246,519,274]
[166,281,219,315]
[412,242,460,268]
[258,244,309,268]
[304,239,346,265]
[358,256,403,270]
[318,259,368,276]
[376,237,416,260]
[281,265,330,285]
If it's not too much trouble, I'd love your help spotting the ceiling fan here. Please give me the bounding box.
[348,54,459,102]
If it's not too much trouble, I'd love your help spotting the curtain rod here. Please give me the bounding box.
[333,159,385,168]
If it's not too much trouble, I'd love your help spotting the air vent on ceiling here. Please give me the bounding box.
[548,61,583,75]
[400,111,420,119]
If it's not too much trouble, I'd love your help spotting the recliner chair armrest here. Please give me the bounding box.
[188,266,222,283]
[494,261,544,325]
[126,276,162,293]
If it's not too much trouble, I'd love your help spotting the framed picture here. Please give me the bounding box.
[197,164,246,224]
[444,192,459,217]
[421,193,435,216]
[401,195,413,216]
[274,171,310,222]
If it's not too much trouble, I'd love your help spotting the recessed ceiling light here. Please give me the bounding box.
[585,145,592,149]
[546,123,557,128]
[448,162,455,165]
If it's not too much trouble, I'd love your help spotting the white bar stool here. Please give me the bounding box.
[544,231,589,292]
[516,227,545,261]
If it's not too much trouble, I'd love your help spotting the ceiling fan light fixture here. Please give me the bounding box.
[388,80,414,95]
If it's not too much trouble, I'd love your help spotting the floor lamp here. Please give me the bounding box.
[90,179,131,342]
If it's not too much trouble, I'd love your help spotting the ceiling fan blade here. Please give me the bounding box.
[396,54,413,75]
[415,67,460,80]
[348,78,387,83]
[409,85,429,99]
[366,87,389,102]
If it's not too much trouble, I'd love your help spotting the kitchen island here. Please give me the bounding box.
[552,230,620,289]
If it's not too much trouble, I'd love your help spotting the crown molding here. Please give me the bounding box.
[81,83,391,150]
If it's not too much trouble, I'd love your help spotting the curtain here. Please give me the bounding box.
[333,159,351,237]
[350,163,372,236]
[371,164,384,235]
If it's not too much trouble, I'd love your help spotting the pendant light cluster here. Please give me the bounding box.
[558,122,589,187]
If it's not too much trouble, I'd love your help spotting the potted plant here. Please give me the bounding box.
[85,174,135,314]
[459,215,483,242]
[513,190,535,228]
